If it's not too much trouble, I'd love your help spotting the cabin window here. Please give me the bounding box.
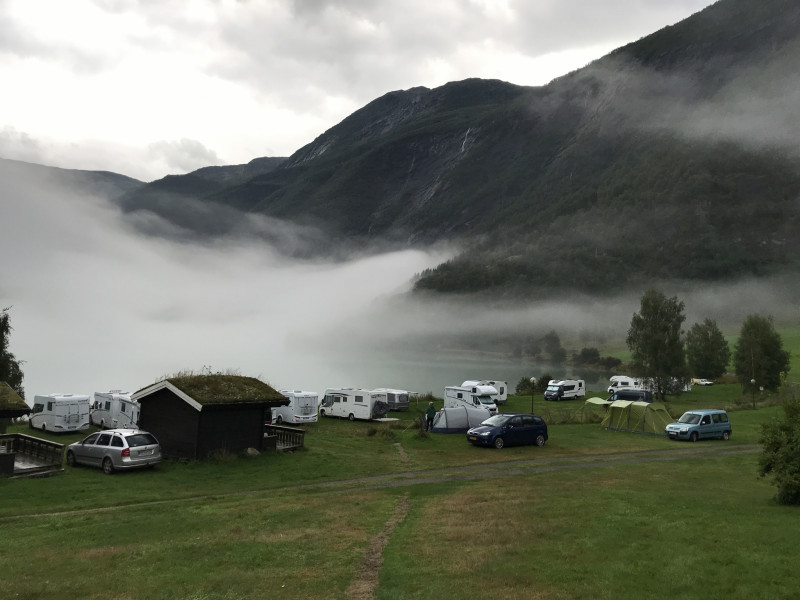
[355,396,363,403]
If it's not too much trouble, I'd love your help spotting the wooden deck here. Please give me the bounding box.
[263,424,305,452]
[0,433,64,478]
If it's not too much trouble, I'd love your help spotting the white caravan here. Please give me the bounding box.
[319,388,390,421]
[372,388,410,411]
[462,380,508,405]
[444,385,498,416]
[91,391,140,429]
[29,394,91,433]
[273,390,319,425]
[543,380,586,401]
[607,375,644,394]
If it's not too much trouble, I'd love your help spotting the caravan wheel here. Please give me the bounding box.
[41,424,47,433]
[276,415,283,424]
[493,436,505,449]
[348,413,355,421]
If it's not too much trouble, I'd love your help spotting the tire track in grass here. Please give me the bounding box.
[346,493,410,600]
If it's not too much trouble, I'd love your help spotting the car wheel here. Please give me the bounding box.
[102,457,115,475]
[66,450,76,467]
[722,430,730,441]
[348,413,355,421]
[493,436,505,449]
[320,409,326,417]
[535,434,546,447]
[690,432,699,442]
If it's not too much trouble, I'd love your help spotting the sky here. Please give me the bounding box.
[0,0,716,182]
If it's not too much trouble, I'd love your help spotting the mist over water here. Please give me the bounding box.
[3,165,799,404]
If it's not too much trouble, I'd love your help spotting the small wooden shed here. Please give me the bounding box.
[132,375,288,460]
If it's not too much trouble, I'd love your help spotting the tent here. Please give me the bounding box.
[586,398,673,435]
[431,406,490,433]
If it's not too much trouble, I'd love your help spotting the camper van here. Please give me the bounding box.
[372,388,410,411]
[544,380,586,401]
[273,390,319,424]
[461,380,508,405]
[29,394,91,433]
[444,385,498,416]
[319,388,389,421]
[607,375,644,394]
[91,391,140,429]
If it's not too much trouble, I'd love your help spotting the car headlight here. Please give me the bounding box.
[681,427,689,434]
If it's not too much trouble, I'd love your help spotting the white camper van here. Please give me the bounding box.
[543,380,586,401]
[91,391,140,429]
[461,380,508,405]
[444,385,498,416]
[319,388,390,421]
[273,390,319,424]
[372,388,410,411]
[29,394,91,433]
[607,375,644,394]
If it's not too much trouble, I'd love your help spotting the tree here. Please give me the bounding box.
[759,377,800,504]
[0,307,25,398]
[626,289,687,402]
[685,318,731,380]
[733,314,790,393]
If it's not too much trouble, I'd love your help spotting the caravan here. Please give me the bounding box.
[91,391,140,429]
[444,385,498,416]
[319,388,389,421]
[273,390,319,424]
[461,380,508,405]
[372,388,410,411]
[29,394,91,433]
[607,375,644,394]
[544,380,586,401]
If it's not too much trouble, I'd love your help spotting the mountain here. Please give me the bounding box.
[117,0,800,297]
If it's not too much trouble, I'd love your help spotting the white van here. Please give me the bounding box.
[444,385,498,416]
[91,391,140,429]
[544,380,585,401]
[607,375,644,394]
[29,394,91,433]
[462,380,508,405]
[319,388,389,421]
[273,390,319,424]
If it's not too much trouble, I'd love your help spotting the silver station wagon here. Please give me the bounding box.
[66,429,162,474]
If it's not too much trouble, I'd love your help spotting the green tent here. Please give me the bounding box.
[590,399,673,435]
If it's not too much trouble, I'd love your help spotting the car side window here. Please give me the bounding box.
[533,416,544,425]
[111,436,124,448]
[83,433,100,445]
[509,416,522,427]
[701,416,711,425]
[522,415,535,426]
[96,434,112,446]
[720,413,729,423]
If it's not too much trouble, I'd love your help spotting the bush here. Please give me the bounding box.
[759,378,800,504]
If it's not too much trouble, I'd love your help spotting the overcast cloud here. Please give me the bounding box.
[0,0,714,181]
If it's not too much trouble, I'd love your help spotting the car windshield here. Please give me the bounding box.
[477,396,495,405]
[125,433,158,447]
[678,413,702,424]
[481,415,511,427]
[546,385,560,391]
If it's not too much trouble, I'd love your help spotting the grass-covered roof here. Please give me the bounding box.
[165,375,285,405]
[0,381,29,413]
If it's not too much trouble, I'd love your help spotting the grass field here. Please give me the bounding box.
[1,387,796,600]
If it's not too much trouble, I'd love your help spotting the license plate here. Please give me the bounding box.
[138,449,154,456]
[469,436,477,441]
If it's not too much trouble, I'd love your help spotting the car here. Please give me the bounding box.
[466,413,548,449]
[665,409,731,442]
[693,378,714,386]
[66,428,162,474]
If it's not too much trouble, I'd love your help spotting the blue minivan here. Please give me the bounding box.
[665,409,731,442]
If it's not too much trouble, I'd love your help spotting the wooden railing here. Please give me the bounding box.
[263,424,305,451]
[0,433,64,476]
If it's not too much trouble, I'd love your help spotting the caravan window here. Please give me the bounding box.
[105,401,111,410]
[32,403,44,413]
[121,403,126,413]
[47,402,53,411]
[355,396,363,403]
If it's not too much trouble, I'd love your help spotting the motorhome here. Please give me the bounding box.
[319,388,389,421]
[444,385,498,416]
[544,379,586,401]
[273,390,319,425]
[607,375,644,394]
[461,380,508,405]
[372,388,410,411]
[29,394,91,433]
[91,391,140,429]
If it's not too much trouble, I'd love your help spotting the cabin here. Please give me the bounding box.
[132,375,289,460]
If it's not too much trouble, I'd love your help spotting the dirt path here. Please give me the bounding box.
[346,494,410,600]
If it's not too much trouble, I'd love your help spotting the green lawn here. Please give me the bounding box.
[0,392,794,600]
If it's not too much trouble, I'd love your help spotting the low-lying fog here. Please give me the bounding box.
[2,167,798,403]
